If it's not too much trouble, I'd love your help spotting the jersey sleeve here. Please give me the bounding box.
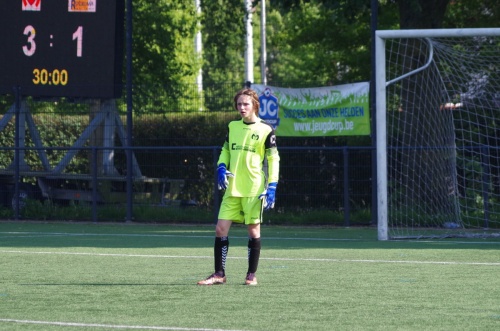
[217,129,230,167]
[265,128,280,184]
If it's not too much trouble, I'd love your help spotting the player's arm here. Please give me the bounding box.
[217,129,230,167]
[216,129,233,190]
[218,142,230,167]
[265,130,280,184]
[260,129,280,209]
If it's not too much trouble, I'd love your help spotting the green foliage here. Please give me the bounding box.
[0,112,88,172]
[0,197,216,223]
[133,0,198,84]
[0,122,14,168]
[443,0,499,28]
[0,95,14,111]
[265,0,373,86]
[132,111,237,147]
[201,0,247,111]
[132,0,201,113]
[201,0,246,83]
[2,0,498,110]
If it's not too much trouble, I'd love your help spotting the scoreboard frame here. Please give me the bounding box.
[0,0,125,98]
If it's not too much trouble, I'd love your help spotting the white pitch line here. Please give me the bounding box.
[2,231,500,244]
[0,250,211,259]
[263,257,500,266]
[0,231,359,241]
[0,318,248,331]
[1,249,499,266]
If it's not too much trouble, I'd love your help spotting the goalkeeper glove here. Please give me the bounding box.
[259,182,277,210]
[217,163,234,190]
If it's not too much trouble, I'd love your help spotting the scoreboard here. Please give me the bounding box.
[0,1,124,98]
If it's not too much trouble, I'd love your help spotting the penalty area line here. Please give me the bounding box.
[0,318,249,331]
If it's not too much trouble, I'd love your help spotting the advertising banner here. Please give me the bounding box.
[253,82,370,137]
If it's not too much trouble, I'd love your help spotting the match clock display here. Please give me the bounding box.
[0,1,124,98]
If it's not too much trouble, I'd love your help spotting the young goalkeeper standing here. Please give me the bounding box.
[197,88,280,286]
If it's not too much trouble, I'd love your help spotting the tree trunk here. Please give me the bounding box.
[397,0,450,29]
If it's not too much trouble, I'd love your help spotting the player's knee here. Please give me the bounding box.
[247,225,261,239]
[215,221,230,237]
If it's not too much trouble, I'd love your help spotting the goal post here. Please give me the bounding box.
[376,28,500,240]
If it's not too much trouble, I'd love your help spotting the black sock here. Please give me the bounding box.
[214,236,229,275]
[247,237,261,274]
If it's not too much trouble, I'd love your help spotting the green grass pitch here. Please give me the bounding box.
[1,221,500,331]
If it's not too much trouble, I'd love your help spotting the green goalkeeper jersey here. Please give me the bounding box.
[217,119,280,197]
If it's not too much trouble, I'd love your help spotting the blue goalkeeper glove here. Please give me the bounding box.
[259,182,277,210]
[217,163,234,190]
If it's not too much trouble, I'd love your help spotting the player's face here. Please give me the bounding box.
[237,95,258,123]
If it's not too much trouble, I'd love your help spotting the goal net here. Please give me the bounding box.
[375,28,500,239]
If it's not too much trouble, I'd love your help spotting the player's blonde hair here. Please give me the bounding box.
[233,88,260,116]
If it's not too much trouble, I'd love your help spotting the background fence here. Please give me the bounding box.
[0,83,374,225]
[0,145,374,225]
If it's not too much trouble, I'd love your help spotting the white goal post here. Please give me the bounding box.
[376,28,500,240]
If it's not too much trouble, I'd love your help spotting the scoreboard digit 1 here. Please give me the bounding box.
[0,0,124,98]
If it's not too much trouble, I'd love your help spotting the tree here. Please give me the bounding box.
[264,0,376,87]
[396,0,449,29]
[443,0,499,28]
[259,0,499,88]
[132,0,200,113]
[201,0,247,111]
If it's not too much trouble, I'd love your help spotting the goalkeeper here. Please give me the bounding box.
[197,88,280,286]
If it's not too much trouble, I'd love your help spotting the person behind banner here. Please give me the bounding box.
[197,88,280,286]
